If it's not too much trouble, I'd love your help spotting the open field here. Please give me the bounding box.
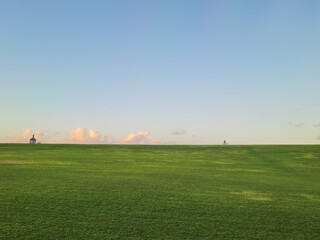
[0,144,319,239]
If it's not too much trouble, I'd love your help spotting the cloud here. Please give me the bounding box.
[67,128,159,144]
[172,129,186,135]
[89,129,100,139]
[27,129,63,143]
[66,128,169,144]
[1,128,169,145]
[294,123,304,128]
[0,129,63,143]
[68,128,86,142]
[124,131,148,142]
[67,128,101,143]
[21,129,32,138]
[317,135,320,141]
[0,133,26,143]
[119,131,153,144]
[314,123,320,127]
[117,131,164,144]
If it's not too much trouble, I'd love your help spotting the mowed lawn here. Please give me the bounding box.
[0,144,319,239]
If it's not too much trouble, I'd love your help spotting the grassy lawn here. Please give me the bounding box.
[0,144,319,239]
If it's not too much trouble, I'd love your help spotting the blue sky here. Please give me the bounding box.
[1,0,320,144]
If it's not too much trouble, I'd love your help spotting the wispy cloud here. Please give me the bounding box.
[171,129,186,135]
[313,123,320,127]
[287,103,320,114]
[0,133,26,143]
[294,123,304,128]
[316,135,320,141]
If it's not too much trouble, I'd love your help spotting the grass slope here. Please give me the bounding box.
[0,144,319,239]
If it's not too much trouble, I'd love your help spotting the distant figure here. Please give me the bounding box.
[223,140,227,145]
[30,135,36,144]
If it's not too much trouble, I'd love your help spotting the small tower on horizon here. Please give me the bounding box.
[30,135,36,144]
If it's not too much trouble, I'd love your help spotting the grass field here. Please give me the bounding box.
[0,144,319,239]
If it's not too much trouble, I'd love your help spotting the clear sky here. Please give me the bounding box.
[1,0,320,144]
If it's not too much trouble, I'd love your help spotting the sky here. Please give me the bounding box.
[1,0,320,144]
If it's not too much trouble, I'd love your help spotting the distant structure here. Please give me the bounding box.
[30,135,36,144]
[223,140,228,145]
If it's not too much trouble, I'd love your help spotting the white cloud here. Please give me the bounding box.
[1,128,170,145]
[66,129,156,144]
[68,128,86,142]
[21,129,32,138]
[89,129,100,139]
[119,131,152,144]
[0,129,63,143]
[67,128,102,143]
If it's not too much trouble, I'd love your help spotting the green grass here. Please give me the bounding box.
[0,144,319,239]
